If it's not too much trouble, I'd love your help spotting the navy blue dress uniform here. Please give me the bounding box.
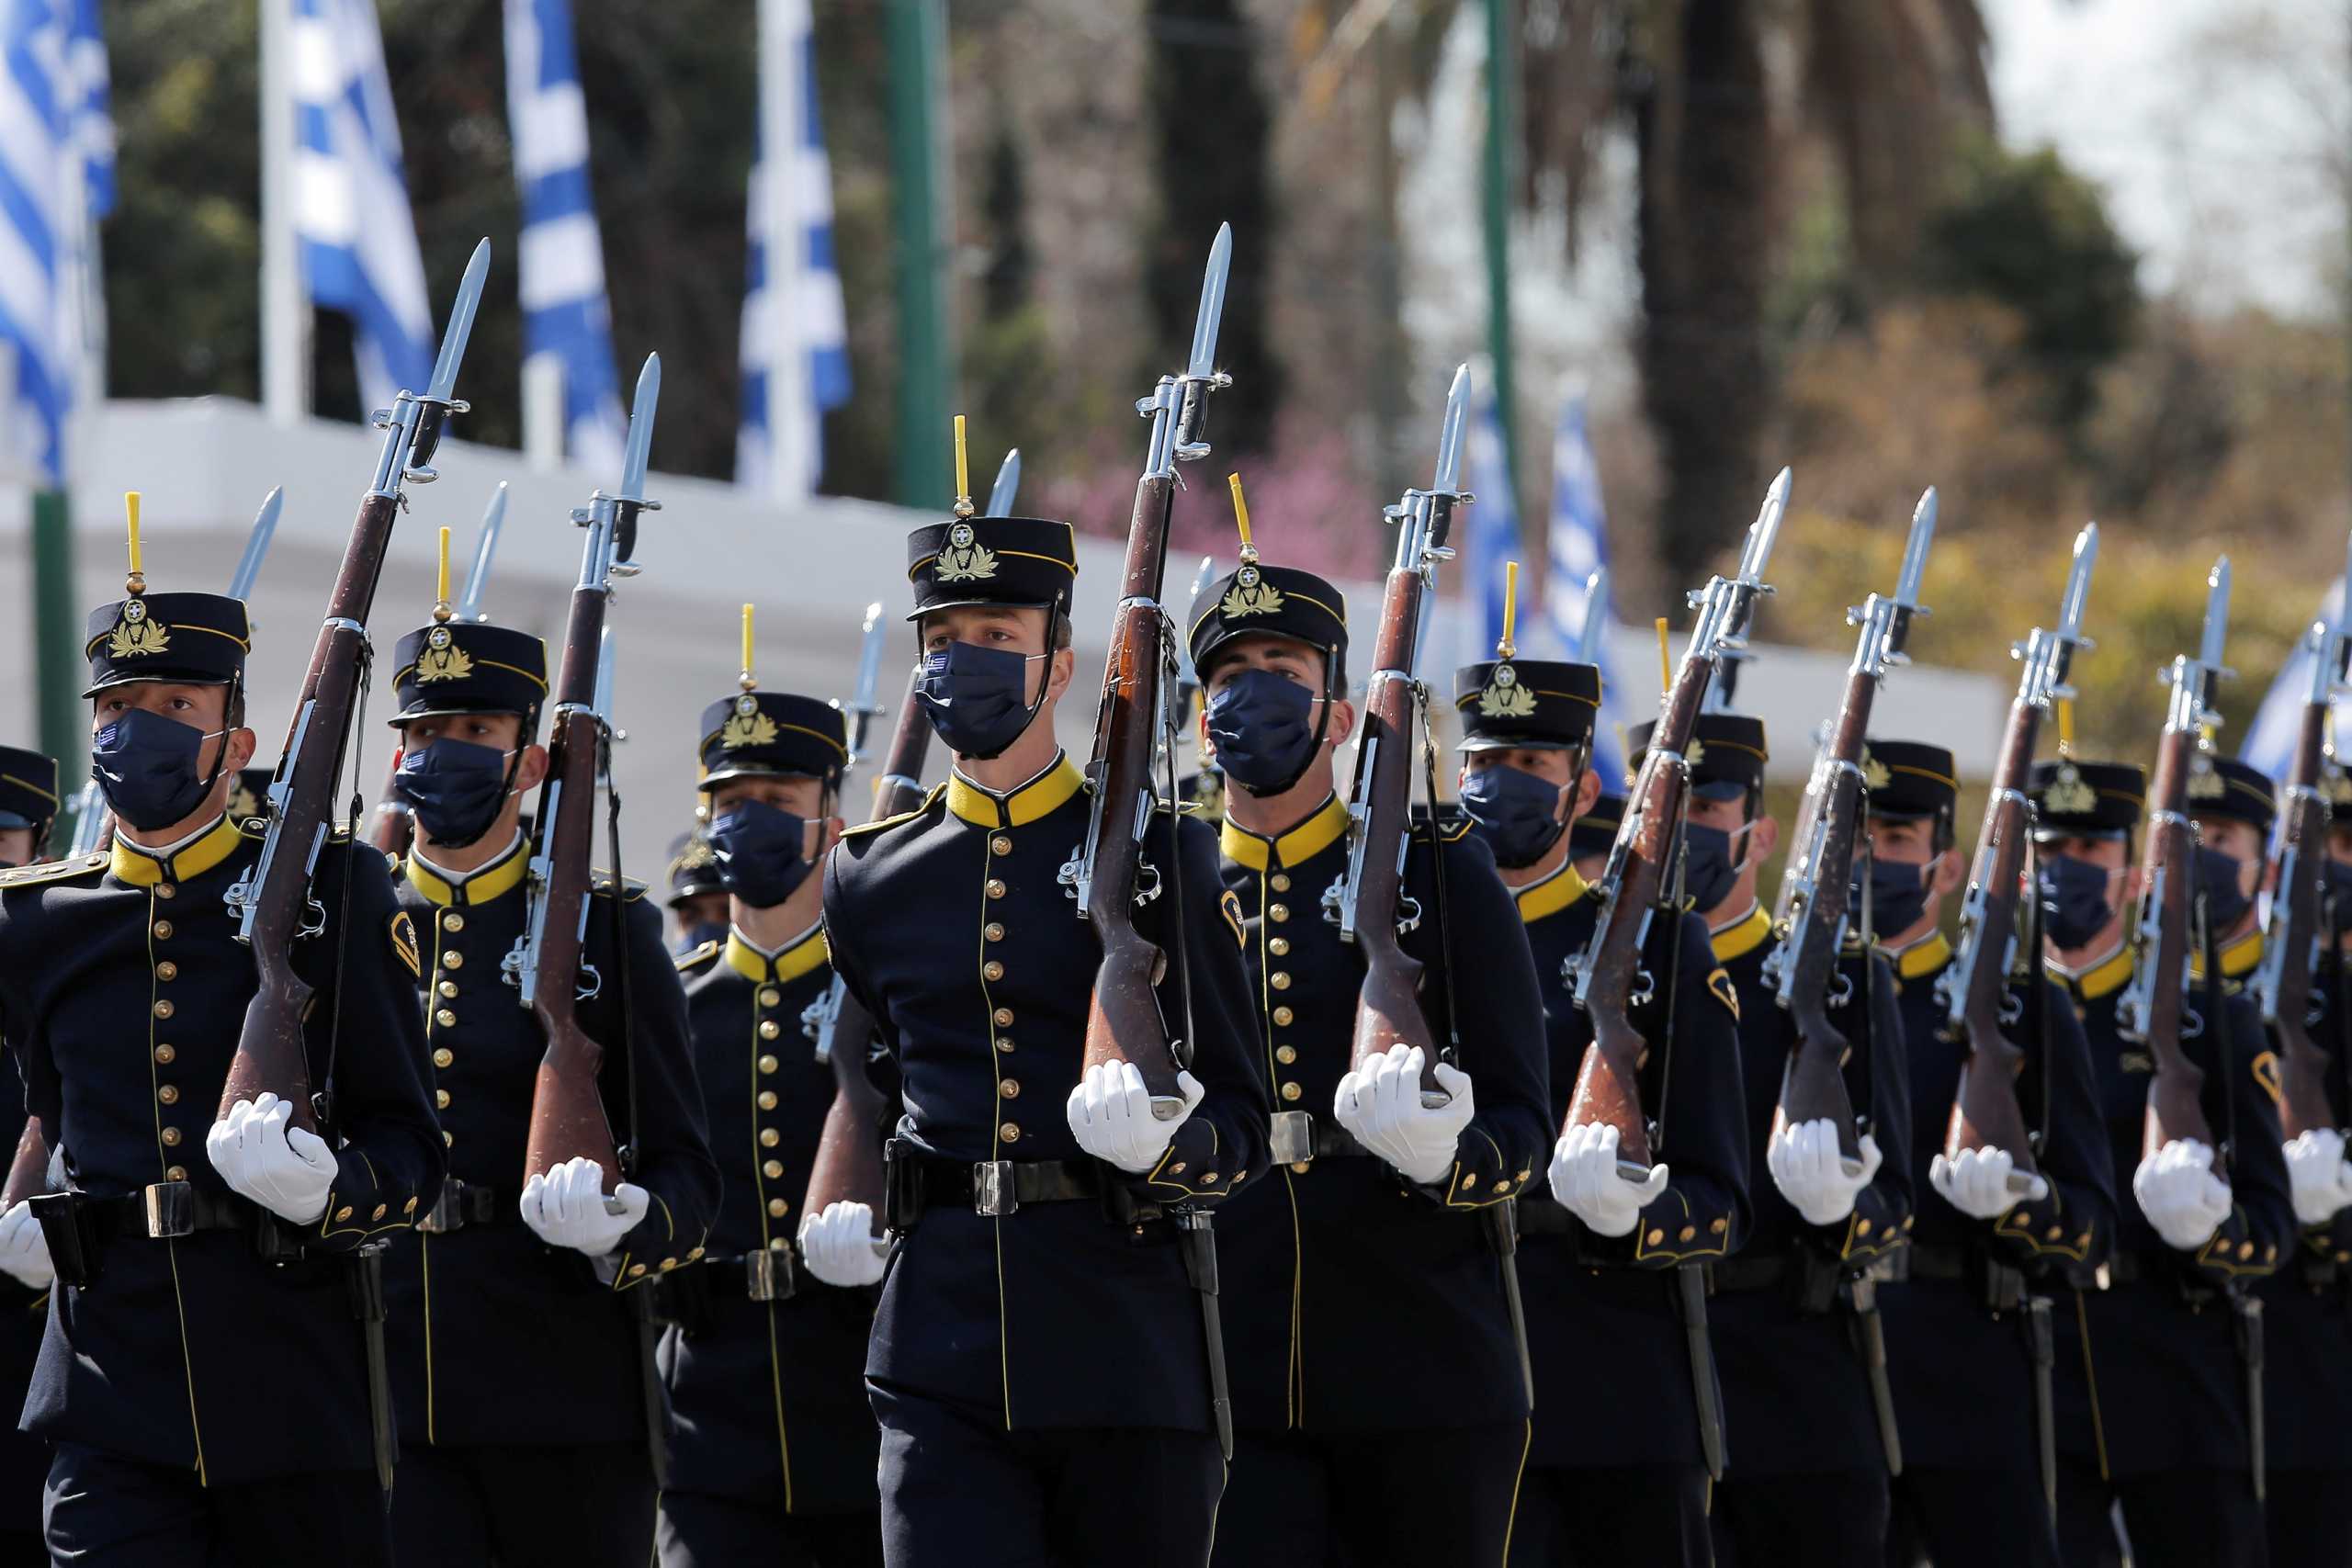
[1460,660,1748,1568]
[820,513,1268,1568]
[1653,715,1916,1568]
[1566,789,1623,869]
[657,692,884,1568]
[0,747,60,1554]
[2031,758,2294,1568]
[0,587,445,1565]
[1863,740,2115,1568]
[665,829,728,956]
[1183,568,1551,1568]
[373,615,721,1568]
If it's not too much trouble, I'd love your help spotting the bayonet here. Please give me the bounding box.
[381,238,492,490]
[226,487,283,600]
[1187,225,1232,382]
[988,448,1022,515]
[846,602,888,763]
[458,482,509,622]
[1575,569,1609,668]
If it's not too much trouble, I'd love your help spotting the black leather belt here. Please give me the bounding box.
[1514,1194,1576,1238]
[1267,1111,1371,1166]
[414,1178,514,1235]
[689,1247,799,1303]
[1711,1254,1795,1293]
[90,1182,249,1242]
[886,1145,1160,1224]
[1888,1243,2028,1313]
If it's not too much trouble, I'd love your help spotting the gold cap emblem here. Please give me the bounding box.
[1477,662,1536,719]
[106,599,170,660]
[1685,738,1707,770]
[227,780,263,824]
[676,836,718,871]
[2043,763,2098,817]
[413,625,473,683]
[934,522,998,582]
[2188,762,2226,802]
[1219,564,1285,620]
[1862,751,1892,792]
[720,698,778,750]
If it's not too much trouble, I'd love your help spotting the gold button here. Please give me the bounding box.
[686,1246,705,1260]
[1646,1228,1666,1246]
[757,1091,778,1111]
[404,1197,419,1214]
[2238,1241,2255,1260]
[153,1044,175,1065]
[1170,1162,1187,1175]
[995,1037,1015,1053]
[166,1165,187,1182]
[154,884,175,900]
[157,1086,177,1105]
[1291,1160,1310,1174]
[435,1089,450,1110]
[659,1257,679,1272]
[1281,1082,1302,1101]
[1271,972,1291,990]
[1269,938,1289,956]
[1903,1214,1917,1230]
[1679,1225,1696,1242]
[1275,1045,1296,1065]
[1269,904,1289,923]
[1202,1172,1219,1184]
[990,835,1012,856]
[1519,1168,1533,1181]
[761,1128,780,1147]
[442,951,464,970]
[154,961,177,981]
[1000,1122,1021,1143]
[763,1160,784,1179]
[334,1206,354,1223]
[985,922,1005,942]
[2267,1244,2279,1261]
[999,1078,1020,1099]
[1494,1179,1512,1193]
[1712,1217,1729,1234]
[153,999,174,1020]
[435,1009,457,1028]
[1273,1007,1294,1026]
[759,987,781,1007]
[993,1008,1014,1028]
[768,1236,789,1252]
[1857,1219,1872,1236]
[444,1131,455,1146]
[759,1055,779,1074]
[768,1198,789,1218]
[628,1262,648,1278]
[2047,1224,2064,1241]
[759,1021,780,1039]
[433,1048,454,1068]
[987,878,1006,898]
[1271,874,1291,892]
[443,913,465,932]
[983,961,1005,982]
[438,980,458,998]
[153,919,172,939]
[159,1127,181,1146]
[371,1204,387,1222]
[2076,1232,2092,1249]
[1464,1172,1479,1189]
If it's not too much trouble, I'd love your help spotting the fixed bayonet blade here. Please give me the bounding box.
[852,602,888,716]
[1177,555,1216,689]
[988,448,1022,515]
[1894,487,1936,607]
[1432,363,1473,493]
[1576,570,1610,666]
[593,626,617,728]
[619,353,661,497]
[458,481,508,622]
[1187,223,1233,380]
[2199,556,2232,671]
[426,239,492,405]
[2059,524,2098,640]
[226,486,283,600]
[1741,468,1792,583]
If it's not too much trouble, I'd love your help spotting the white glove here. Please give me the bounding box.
[2284,1128,2352,1227]
[1767,1118,1883,1227]
[1332,1045,1476,1188]
[2133,1138,2234,1251]
[797,1200,888,1289]
[1928,1145,2049,1221]
[1066,1061,1204,1175]
[0,1202,51,1291]
[518,1156,650,1256]
[1546,1122,1669,1237]
[205,1093,336,1225]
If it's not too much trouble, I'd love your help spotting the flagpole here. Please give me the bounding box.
[259,0,307,423]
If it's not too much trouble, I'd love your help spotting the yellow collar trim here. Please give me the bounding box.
[1887,931,1953,982]
[1515,861,1589,924]
[726,925,828,985]
[110,816,242,886]
[2051,942,2134,1000]
[1221,794,1351,873]
[2192,926,2264,982]
[404,836,529,908]
[1711,904,1772,964]
[945,754,1084,829]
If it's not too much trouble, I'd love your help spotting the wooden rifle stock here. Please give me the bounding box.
[2267,704,2334,1141]
[802,670,933,1220]
[1942,695,2042,1176]
[0,1117,50,1211]
[2133,726,2215,1157]
[1770,671,1871,1166]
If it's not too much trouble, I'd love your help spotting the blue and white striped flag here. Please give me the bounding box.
[0,0,112,482]
[290,0,431,414]
[737,0,849,500]
[503,0,622,474]
[1544,394,1624,785]
[2243,577,2344,782]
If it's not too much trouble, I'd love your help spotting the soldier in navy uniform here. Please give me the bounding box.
[1185,555,1550,1567]
[655,679,885,1566]
[0,748,61,1557]
[820,514,1268,1568]
[2031,755,2291,1568]
[1566,787,1623,884]
[0,571,444,1565]
[1446,648,1748,1567]
[664,829,729,957]
[1860,739,2115,1568]
[1644,714,1913,1568]
[375,599,720,1567]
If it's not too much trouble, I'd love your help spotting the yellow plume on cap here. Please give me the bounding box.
[1228,472,1256,563]
[740,604,756,692]
[124,491,144,595]
[953,414,972,518]
[1498,561,1520,659]
[2056,695,2075,756]
[432,526,453,623]
[1656,618,1672,694]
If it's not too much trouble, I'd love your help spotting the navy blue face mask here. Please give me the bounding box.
[706,798,814,909]
[1681,822,1752,912]
[1852,856,1932,938]
[91,708,228,832]
[916,642,1043,760]
[1459,763,1568,869]
[391,737,516,850]
[2192,843,2253,935]
[2037,852,2117,951]
[1204,670,1324,796]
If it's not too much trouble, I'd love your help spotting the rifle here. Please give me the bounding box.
[2256,536,2352,1141]
[516,354,662,1191]
[1763,488,1939,1169]
[988,447,1022,516]
[1573,568,1609,667]
[370,480,509,858]
[1566,470,1789,1175]
[1070,224,1233,1114]
[1939,524,2099,1185]
[219,240,491,1132]
[2116,557,2235,1167]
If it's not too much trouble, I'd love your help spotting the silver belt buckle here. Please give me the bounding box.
[415,1181,462,1235]
[1269,1111,1316,1166]
[972,1160,1017,1218]
[143,1180,194,1239]
[745,1247,795,1302]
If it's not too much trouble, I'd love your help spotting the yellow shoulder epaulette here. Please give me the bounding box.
[1412,815,1472,844]
[841,783,947,840]
[674,938,721,973]
[0,852,108,887]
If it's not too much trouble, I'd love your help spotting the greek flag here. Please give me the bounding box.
[290,0,432,413]
[503,0,622,473]
[1461,363,1522,664]
[0,0,112,481]
[737,0,849,499]
[1544,395,1624,785]
[2242,577,2344,782]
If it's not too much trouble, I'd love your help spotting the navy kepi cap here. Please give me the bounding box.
[388,620,550,727]
[907,516,1077,620]
[0,747,59,831]
[697,692,849,787]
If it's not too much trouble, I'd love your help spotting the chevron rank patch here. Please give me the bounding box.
[1706,967,1740,1021]
[1220,889,1247,950]
[388,910,421,977]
